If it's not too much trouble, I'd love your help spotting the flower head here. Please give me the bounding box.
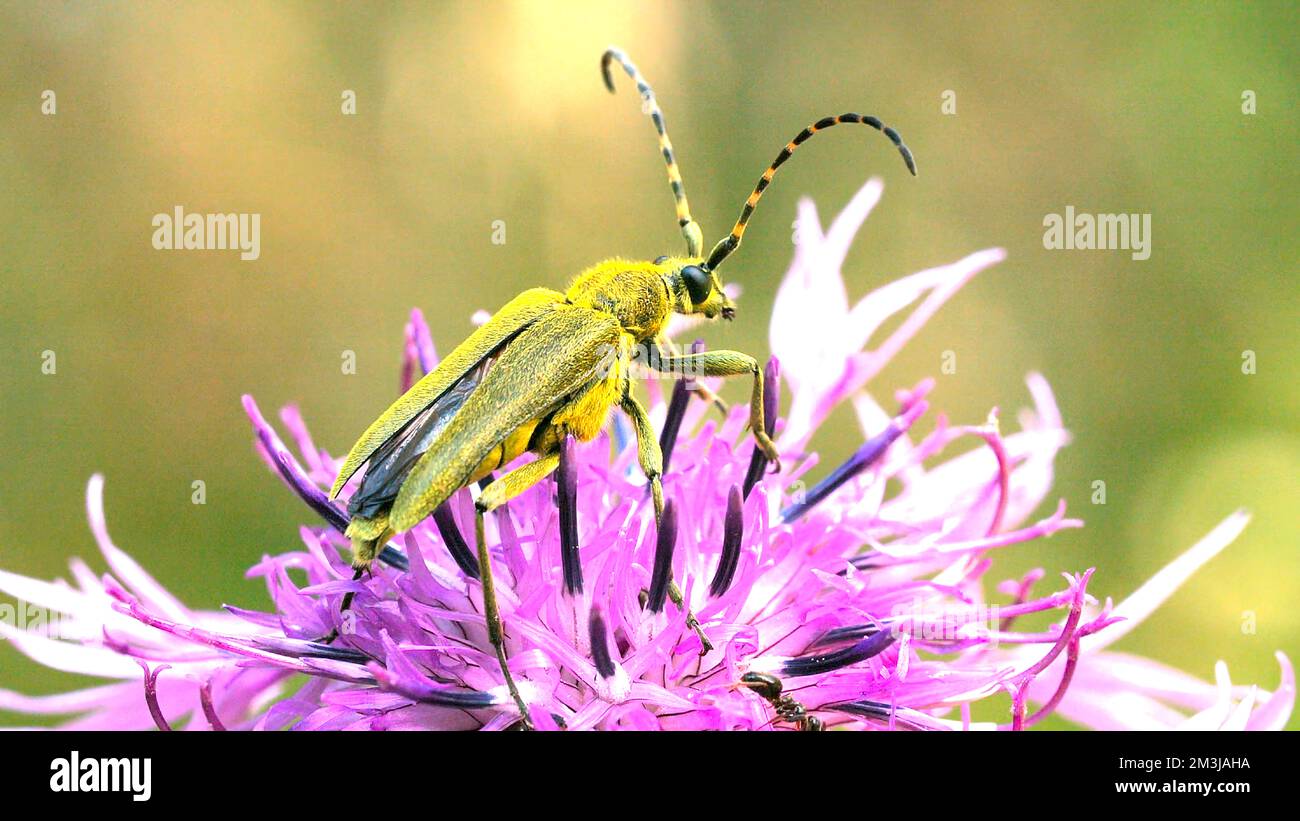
[1,179,1291,731]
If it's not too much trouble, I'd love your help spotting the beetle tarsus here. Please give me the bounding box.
[317,568,366,645]
[668,581,714,655]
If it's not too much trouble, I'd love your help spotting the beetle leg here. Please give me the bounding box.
[692,383,730,420]
[650,349,782,472]
[474,451,561,729]
[620,391,714,655]
[652,336,729,418]
[316,568,367,645]
[619,392,665,518]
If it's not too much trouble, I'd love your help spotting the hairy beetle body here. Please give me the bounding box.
[323,46,915,727]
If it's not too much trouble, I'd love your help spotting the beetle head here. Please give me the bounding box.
[653,255,735,321]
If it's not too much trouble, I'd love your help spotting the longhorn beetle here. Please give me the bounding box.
[328,47,915,728]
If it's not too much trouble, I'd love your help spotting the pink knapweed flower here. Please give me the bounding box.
[0,178,1291,730]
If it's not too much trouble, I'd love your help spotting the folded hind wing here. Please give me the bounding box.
[345,351,497,519]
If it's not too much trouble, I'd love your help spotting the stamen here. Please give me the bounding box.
[292,642,372,664]
[1022,636,1080,728]
[270,449,348,533]
[1020,599,1117,728]
[400,322,418,393]
[200,679,228,731]
[138,662,173,732]
[742,357,781,499]
[659,382,689,472]
[558,437,583,596]
[998,568,1046,631]
[974,408,1010,537]
[659,340,704,472]
[779,401,926,523]
[409,307,438,375]
[828,699,890,721]
[778,630,895,677]
[374,674,502,709]
[588,608,616,679]
[708,486,745,598]
[1007,570,1093,731]
[828,700,938,731]
[243,396,408,571]
[844,552,883,573]
[376,545,409,572]
[809,622,883,648]
[646,500,678,613]
[432,502,479,578]
[1010,685,1029,731]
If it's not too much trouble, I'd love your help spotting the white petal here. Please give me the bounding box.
[1084,510,1251,653]
[1246,652,1295,730]
[843,247,1006,362]
[811,177,884,283]
[0,621,142,678]
[1178,660,1234,729]
[87,475,191,624]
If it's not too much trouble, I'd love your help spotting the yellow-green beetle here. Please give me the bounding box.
[328,47,915,726]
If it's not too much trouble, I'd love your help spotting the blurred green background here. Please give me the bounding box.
[1,1,1295,728]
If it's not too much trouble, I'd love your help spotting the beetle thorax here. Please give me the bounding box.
[566,259,674,341]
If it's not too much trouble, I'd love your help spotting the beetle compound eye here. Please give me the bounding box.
[681,265,711,304]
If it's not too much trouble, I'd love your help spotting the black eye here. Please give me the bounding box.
[681,265,711,304]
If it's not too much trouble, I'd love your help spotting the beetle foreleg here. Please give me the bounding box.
[651,349,782,472]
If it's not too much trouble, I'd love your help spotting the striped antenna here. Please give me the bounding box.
[601,47,704,257]
[705,113,917,271]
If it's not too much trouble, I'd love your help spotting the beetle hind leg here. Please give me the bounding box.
[473,451,562,729]
[316,567,366,646]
